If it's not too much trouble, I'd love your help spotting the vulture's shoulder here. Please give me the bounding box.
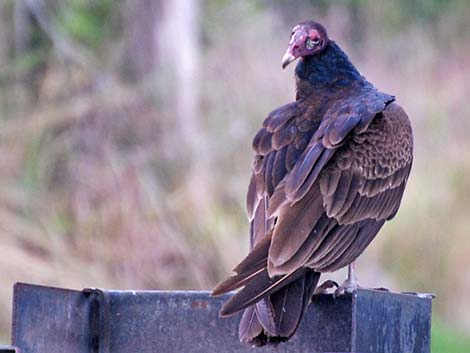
[252,101,320,156]
[247,100,321,221]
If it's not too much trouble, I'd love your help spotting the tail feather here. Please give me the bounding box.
[212,266,265,297]
[238,306,263,344]
[220,267,307,317]
[238,271,320,345]
[233,232,271,274]
[255,299,276,336]
[270,281,305,338]
[212,232,271,297]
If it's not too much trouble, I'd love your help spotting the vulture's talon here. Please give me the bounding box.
[314,280,338,295]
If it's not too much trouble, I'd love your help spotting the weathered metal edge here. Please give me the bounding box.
[10,283,434,353]
[0,346,18,353]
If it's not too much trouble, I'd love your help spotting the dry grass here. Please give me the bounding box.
[0,1,469,342]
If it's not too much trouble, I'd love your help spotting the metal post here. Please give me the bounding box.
[11,282,432,353]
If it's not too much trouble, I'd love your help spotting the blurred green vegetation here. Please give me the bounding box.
[0,1,470,352]
[57,1,112,46]
[432,317,470,353]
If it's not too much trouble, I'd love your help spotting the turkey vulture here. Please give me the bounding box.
[212,21,413,346]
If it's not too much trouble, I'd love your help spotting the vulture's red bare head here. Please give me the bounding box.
[282,21,329,69]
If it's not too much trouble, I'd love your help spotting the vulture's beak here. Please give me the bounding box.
[282,49,297,69]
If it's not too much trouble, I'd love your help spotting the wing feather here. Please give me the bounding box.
[264,153,276,196]
[268,184,323,268]
[272,146,287,188]
[268,214,334,275]
[285,144,302,171]
[318,219,386,271]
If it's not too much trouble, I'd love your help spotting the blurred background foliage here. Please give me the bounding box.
[0,1,469,352]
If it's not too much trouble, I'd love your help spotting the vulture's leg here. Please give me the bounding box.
[334,261,360,297]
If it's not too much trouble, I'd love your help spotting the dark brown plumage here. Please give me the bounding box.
[212,20,413,346]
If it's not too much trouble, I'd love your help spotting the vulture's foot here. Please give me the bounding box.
[314,280,338,295]
[333,277,361,297]
[334,262,359,297]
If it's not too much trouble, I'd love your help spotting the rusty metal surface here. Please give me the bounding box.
[11,282,432,353]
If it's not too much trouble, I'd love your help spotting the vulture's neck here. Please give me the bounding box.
[295,41,367,99]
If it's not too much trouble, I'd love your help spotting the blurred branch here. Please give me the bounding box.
[14,0,33,55]
[156,0,214,209]
[21,0,98,70]
[159,0,202,148]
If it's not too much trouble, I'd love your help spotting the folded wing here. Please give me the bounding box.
[213,94,413,344]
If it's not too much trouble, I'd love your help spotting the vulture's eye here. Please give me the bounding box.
[306,37,320,49]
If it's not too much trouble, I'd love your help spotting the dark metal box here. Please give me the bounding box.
[11,282,432,353]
